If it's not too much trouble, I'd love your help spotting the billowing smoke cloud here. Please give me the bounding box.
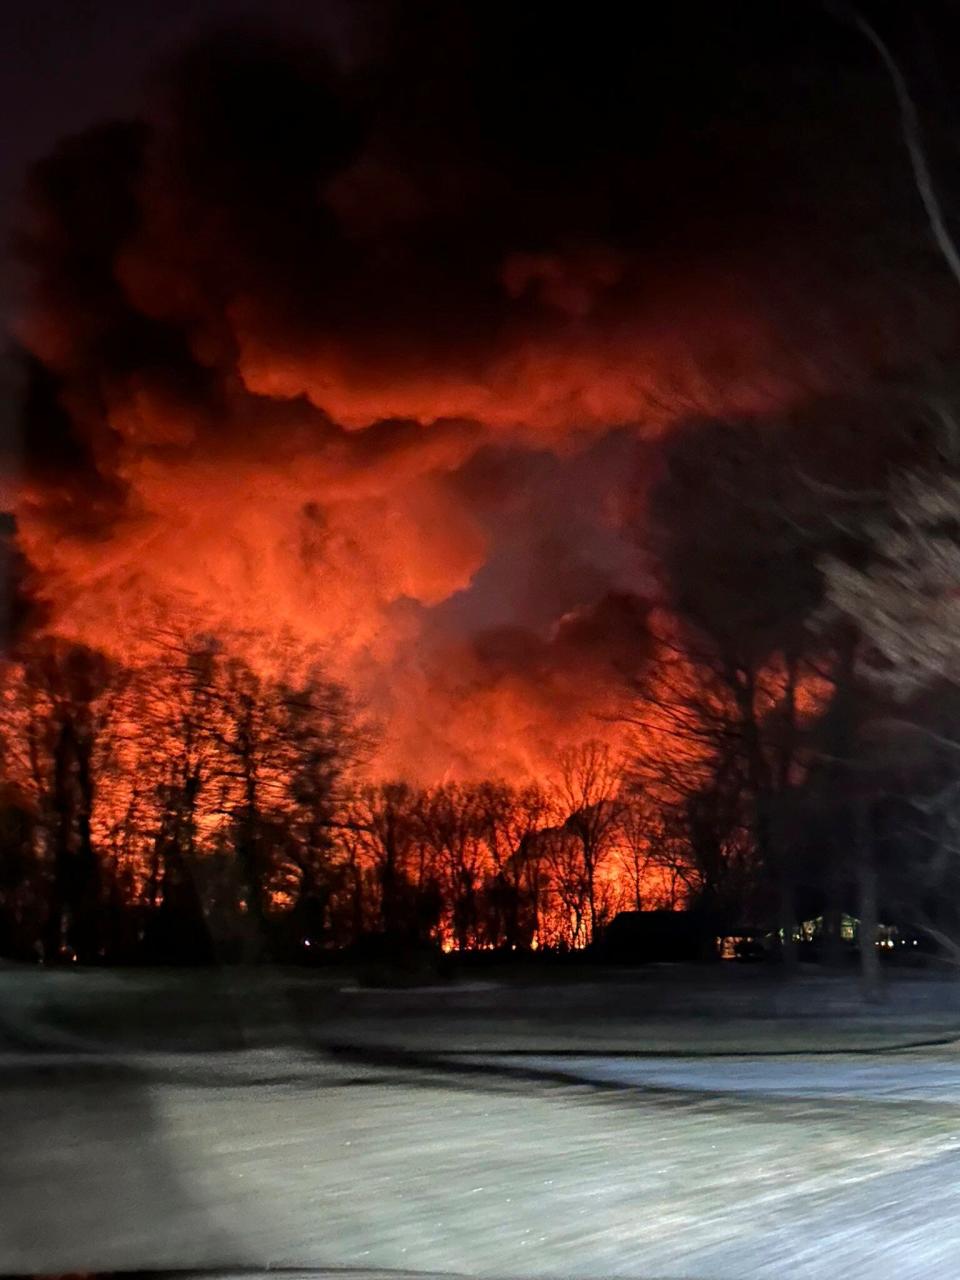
[7,2,951,777]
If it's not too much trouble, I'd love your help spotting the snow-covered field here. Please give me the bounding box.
[4,967,960,1279]
[5,962,960,1053]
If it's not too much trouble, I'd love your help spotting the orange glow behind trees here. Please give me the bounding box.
[3,10,919,960]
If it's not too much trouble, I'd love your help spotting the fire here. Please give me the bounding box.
[10,332,801,789]
[3,5,945,970]
[6,23,847,790]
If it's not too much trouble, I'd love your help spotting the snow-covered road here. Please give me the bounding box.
[451,1048,960,1101]
[4,1042,960,1280]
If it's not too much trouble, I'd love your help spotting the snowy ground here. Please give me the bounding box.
[4,967,960,1279]
[6,962,960,1053]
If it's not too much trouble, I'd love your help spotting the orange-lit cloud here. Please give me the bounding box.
[6,10,936,782]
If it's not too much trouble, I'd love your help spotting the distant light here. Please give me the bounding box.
[303,938,311,948]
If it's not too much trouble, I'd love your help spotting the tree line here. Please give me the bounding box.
[0,634,696,964]
[6,382,960,974]
[638,384,960,988]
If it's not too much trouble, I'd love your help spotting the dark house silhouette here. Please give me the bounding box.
[598,910,721,963]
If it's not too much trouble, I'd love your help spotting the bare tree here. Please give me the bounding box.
[551,741,624,944]
[822,470,960,699]
[12,641,119,962]
[475,781,552,948]
[342,782,440,945]
[419,784,487,950]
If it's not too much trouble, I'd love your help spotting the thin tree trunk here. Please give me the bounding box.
[72,737,100,963]
[855,795,882,1001]
[350,847,364,940]
[770,796,797,972]
[586,847,598,945]
[823,853,845,969]
[778,869,798,971]
[46,719,73,962]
